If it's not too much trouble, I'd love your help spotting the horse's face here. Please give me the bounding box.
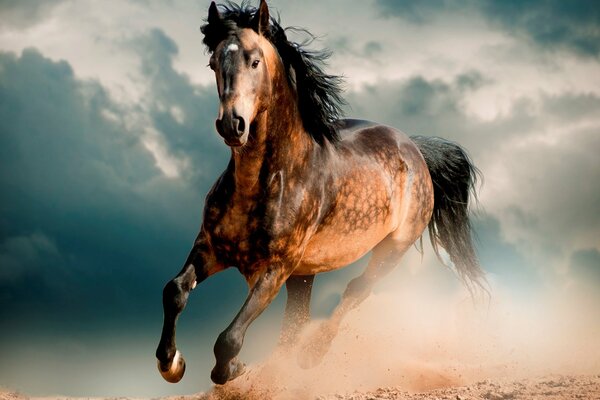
[210,29,271,147]
[206,0,273,147]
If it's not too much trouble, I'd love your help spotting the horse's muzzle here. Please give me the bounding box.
[216,113,247,146]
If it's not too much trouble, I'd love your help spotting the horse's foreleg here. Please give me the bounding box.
[156,245,218,383]
[211,266,289,384]
[298,240,410,369]
[279,274,315,347]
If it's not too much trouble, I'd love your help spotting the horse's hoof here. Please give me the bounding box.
[229,358,246,381]
[211,358,246,385]
[157,350,186,383]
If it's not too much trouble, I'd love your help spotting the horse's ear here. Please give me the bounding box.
[252,0,270,36]
[208,1,222,25]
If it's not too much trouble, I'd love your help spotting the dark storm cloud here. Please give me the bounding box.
[375,0,600,58]
[481,0,600,58]
[131,28,229,183]
[0,48,170,326]
[0,33,234,340]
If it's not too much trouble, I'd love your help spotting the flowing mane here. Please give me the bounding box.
[200,1,345,145]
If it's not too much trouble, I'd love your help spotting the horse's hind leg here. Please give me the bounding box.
[279,274,315,347]
[298,239,411,369]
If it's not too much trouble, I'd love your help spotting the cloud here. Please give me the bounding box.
[0,232,61,283]
[0,0,64,29]
[130,28,229,183]
[481,0,600,58]
[570,248,600,284]
[0,47,161,315]
[344,71,486,140]
[484,93,600,271]
[473,216,542,289]
[375,0,451,24]
[375,0,600,58]
[326,36,384,60]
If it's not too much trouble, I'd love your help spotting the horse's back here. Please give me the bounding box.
[335,118,379,136]
[296,119,433,275]
[334,118,426,179]
[335,118,415,149]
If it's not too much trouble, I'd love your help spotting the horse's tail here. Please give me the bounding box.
[411,135,486,292]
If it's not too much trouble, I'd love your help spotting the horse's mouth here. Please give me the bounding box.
[224,137,246,147]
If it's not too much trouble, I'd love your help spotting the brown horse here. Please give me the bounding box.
[156,0,484,385]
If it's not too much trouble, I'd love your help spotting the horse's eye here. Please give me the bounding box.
[251,60,260,69]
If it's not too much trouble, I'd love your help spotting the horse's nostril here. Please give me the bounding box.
[235,116,245,136]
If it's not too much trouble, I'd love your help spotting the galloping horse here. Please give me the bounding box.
[156,0,484,385]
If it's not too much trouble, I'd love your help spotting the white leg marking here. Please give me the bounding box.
[170,350,181,372]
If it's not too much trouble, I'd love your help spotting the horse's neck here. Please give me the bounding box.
[231,95,312,197]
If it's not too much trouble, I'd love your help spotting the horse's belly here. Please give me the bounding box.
[295,221,391,275]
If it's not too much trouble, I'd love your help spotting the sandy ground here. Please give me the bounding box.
[3,375,599,399]
[313,375,600,400]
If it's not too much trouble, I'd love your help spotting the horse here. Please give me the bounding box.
[155,0,484,386]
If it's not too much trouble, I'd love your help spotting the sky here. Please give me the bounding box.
[0,0,599,397]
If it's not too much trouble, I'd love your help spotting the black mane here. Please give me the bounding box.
[201,1,346,145]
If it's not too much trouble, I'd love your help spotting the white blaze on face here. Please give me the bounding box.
[225,43,239,53]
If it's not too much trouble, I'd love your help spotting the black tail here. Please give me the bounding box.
[411,135,486,291]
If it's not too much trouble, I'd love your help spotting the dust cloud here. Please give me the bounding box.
[201,261,600,399]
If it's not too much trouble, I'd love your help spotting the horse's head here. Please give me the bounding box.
[202,0,345,147]
[204,0,274,147]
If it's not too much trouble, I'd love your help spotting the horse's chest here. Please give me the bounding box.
[204,190,313,268]
[206,203,266,266]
